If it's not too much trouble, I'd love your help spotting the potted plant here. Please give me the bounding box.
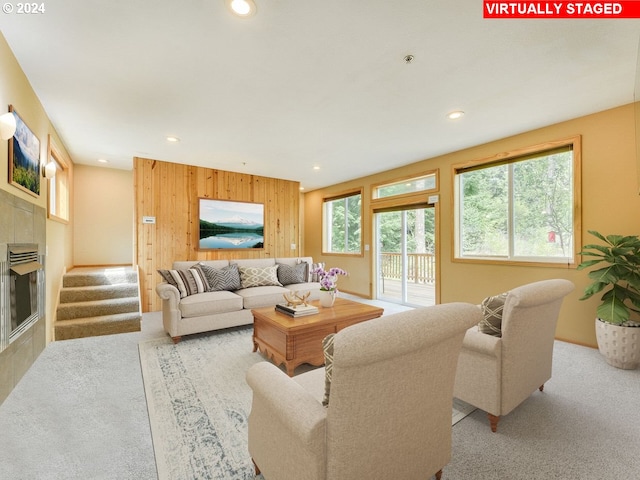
[577,230,640,369]
[311,266,347,307]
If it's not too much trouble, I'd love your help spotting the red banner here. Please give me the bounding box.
[484,1,640,18]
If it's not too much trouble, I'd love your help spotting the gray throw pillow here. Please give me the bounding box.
[277,263,308,285]
[194,263,241,291]
[479,292,508,336]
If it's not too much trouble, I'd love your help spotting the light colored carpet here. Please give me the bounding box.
[4,309,639,480]
[139,326,475,480]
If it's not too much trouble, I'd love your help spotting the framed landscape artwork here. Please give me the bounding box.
[198,198,264,250]
[8,106,40,197]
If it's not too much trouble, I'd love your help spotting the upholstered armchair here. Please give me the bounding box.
[246,303,481,480]
[453,279,575,433]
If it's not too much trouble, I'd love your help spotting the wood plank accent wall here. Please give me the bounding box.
[134,157,301,313]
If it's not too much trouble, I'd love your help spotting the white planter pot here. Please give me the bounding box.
[319,289,336,307]
[595,318,640,370]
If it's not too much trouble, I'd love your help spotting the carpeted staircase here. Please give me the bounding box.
[54,266,142,341]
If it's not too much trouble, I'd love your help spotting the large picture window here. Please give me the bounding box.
[323,190,362,255]
[453,136,581,265]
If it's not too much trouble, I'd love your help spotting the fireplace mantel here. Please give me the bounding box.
[0,189,46,404]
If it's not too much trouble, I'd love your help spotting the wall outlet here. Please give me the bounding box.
[290,243,296,250]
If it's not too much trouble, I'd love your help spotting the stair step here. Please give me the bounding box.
[59,284,139,303]
[56,297,140,321]
[63,268,138,288]
[54,312,141,341]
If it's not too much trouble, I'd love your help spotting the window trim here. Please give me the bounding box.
[46,135,72,224]
[321,188,364,257]
[451,135,582,268]
[371,169,439,201]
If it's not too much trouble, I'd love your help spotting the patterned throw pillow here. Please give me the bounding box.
[310,262,325,282]
[158,268,210,298]
[238,265,282,289]
[322,333,335,407]
[478,292,508,337]
[277,263,308,285]
[194,263,241,291]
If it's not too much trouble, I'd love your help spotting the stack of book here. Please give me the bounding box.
[275,303,319,317]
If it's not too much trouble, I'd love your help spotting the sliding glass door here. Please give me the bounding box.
[375,206,435,307]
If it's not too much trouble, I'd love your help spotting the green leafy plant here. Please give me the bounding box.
[577,230,640,325]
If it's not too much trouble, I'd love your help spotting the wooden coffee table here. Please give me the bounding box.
[252,297,384,376]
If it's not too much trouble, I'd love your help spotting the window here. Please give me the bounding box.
[453,136,581,265]
[374,172,437,199]
[323,190,362,254]
[47,135,71,223]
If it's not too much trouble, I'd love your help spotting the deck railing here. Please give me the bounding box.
[380,253,436,284]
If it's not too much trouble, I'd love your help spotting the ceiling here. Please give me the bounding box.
[1,1,639,191]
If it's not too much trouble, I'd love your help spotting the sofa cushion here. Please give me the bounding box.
[479,292,508,336]
[178,290,243,318]
[322,333,335,407]
[277,263,308,285]
[195,263,241,291]
[235,285,291,309]
[158,268,209,298]
[239,265,282,288]
[286,282,321,300]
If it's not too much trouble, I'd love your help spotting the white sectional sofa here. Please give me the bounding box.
[156,257,320,343]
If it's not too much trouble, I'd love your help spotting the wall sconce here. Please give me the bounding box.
[0,112,16,140]
[42,161,57,179]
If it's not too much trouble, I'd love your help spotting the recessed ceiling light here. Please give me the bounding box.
[227,0,256,17]
[97,158,109,164]
[166,136,180,143]
[299,186,305,191]
[313,166,320,171]
[447,110,465,120]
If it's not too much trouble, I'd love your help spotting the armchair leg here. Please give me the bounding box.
[252,458,261,475]
[488,413,500,432]
[435,469,443,480]
[171,336,181,344]
[539,384,544,392]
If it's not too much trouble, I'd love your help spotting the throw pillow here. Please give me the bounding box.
[194,263,241,291]
[322,333,335,407]
[310,262,325,282]
[158,268,210,298]
[238,265,282,289]
[277,263,308,285]
[479,292,508,337]
[298,260,311,282]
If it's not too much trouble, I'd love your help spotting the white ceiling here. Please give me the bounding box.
[1,1,639,191]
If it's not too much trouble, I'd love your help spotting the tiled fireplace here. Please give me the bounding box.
[0,189,46,404]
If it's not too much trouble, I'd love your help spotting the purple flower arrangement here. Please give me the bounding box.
[312,266,347,291]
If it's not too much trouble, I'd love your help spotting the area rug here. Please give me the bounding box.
[139,326,476,480]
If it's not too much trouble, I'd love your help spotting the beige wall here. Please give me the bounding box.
[73,164,133,266]
[304,103,640,348]
[0,33,74,343]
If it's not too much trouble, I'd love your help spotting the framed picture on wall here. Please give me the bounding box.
[8,106,41,197]
[198,198,264,249]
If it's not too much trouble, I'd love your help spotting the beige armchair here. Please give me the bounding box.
[453,279,574,433]
[246,303,481,480]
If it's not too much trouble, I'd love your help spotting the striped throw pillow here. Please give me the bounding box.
[158,268,210,298]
